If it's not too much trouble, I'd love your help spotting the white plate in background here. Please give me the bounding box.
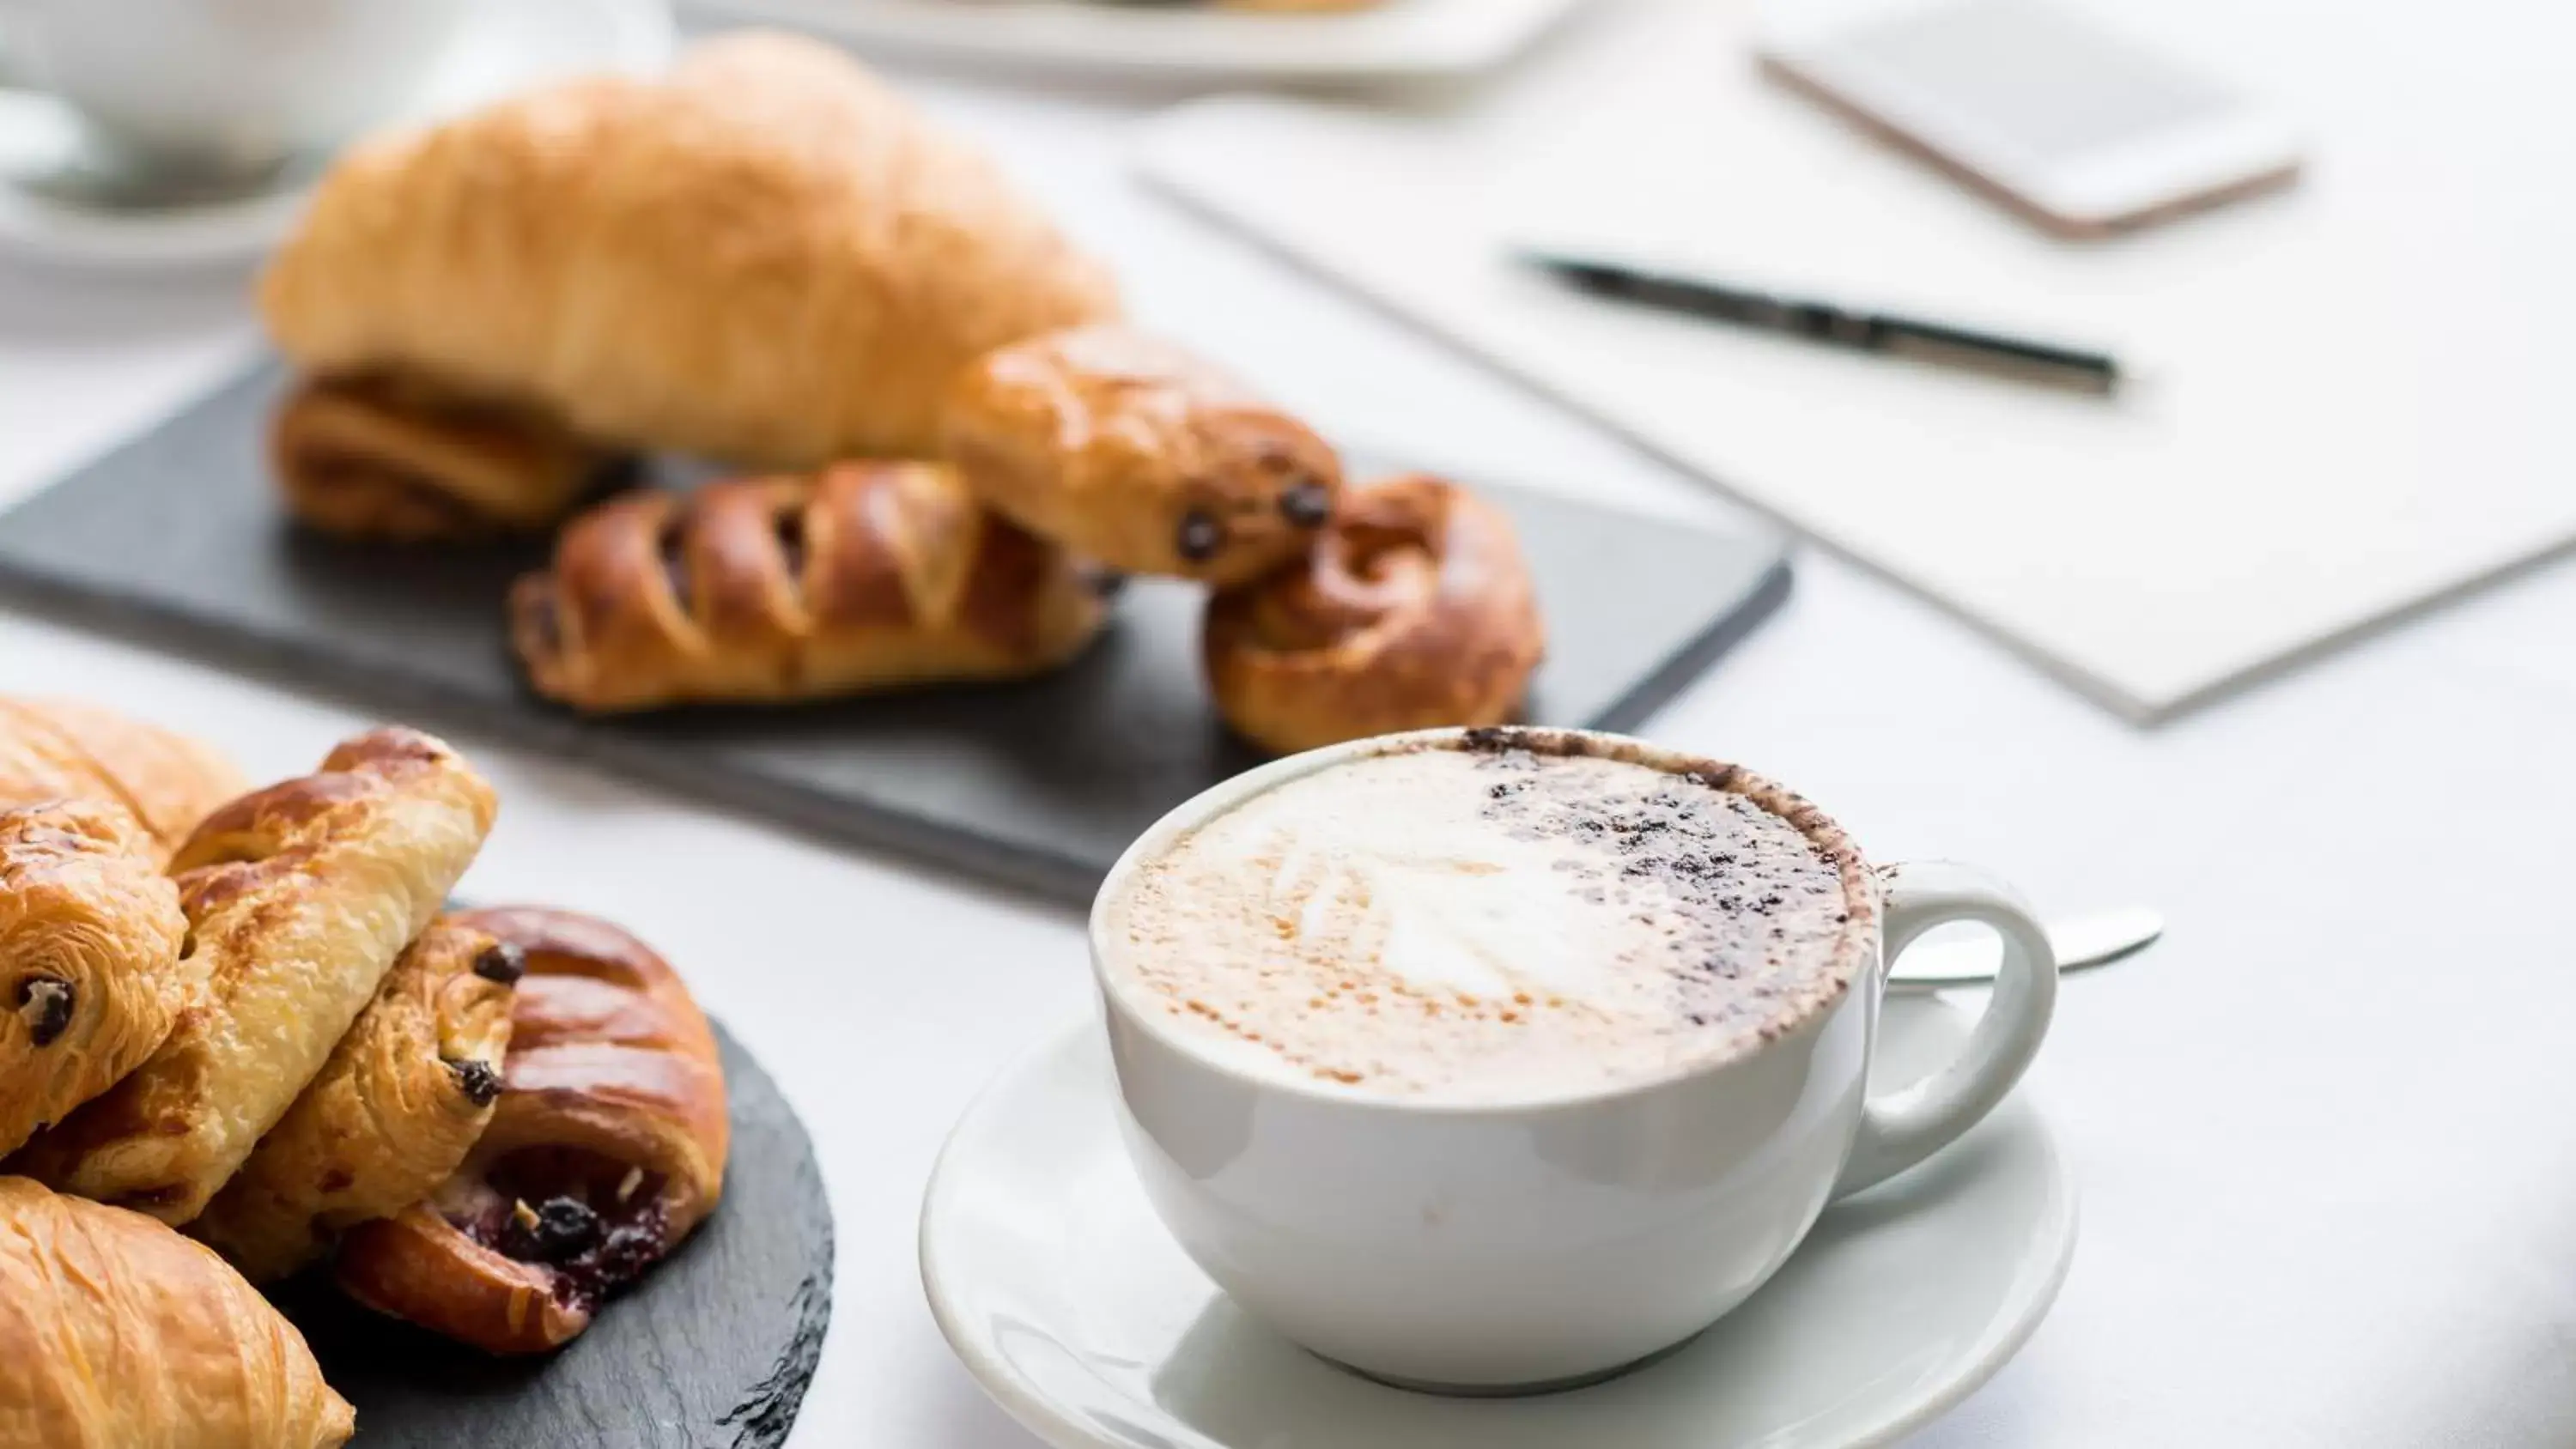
[0,0,674,270]
[685,0,1584,83]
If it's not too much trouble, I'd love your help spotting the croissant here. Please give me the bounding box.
[270,371,632,541]
[1202,473,1546,755]
[337,906,726,1355]
[261,32,1117,473]
[510,461,1111,713]
[192,918,518,1282]
[10,729,497,1224]
[0,697,246,864]
[944,325,1344,585]
[0,803,191,1160]
[0,1176,353,1449]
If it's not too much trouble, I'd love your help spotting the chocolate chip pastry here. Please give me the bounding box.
[944,324,1345,585]
[191,918,520,1282]
[270,371,634,541]
[0,1176,353,1449]
[0,697,246,866]
[1202,472,1546,756]
[9,728,498,1225]
[510,460,1111,712]
[0,802,191,1161]
[336,906,726,1355]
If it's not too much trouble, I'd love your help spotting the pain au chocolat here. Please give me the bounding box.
[337,906,726,1355]
[0,802,191,1161]
[9,729,496,1225]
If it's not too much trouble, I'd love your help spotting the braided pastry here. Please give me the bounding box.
[192,918,519,1282]
[270,372,630,541]
[0,697,246,865]
[10,729,497,1224]
[337,906,726,1355]
[944,325,1344,585]
[0,803,190,1161]
[1202,473,1545,756]
[0,1177,353,1449]
[261,33,1116,470]
[510,462,1111,713]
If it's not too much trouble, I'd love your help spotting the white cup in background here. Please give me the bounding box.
[1091,727,2059,1391]
[0,0,467,179]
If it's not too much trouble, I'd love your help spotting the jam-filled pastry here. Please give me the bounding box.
[0,696,246,865]
[1202,473,1546,756]
[260,33,1115,471]
[0,803,191,1161]
[192,918,519,1282]
[9,729,497,1225]
[943,325,1345,586]
[0,1177,354,1449]
[510,461,1111,713]
[270,372,633,541]
[336,906,726,1355]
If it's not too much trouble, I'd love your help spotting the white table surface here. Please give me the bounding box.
[4,41,2574,1449]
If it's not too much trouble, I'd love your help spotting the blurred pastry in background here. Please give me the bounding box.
[945,325,1342,585]
[11,729,496,1225]
[337,906,726,1355]
[0,697,246,864]
[510,461,1111,713]
[270,372,635,543]
[260,32,1118,541]
[0,1177,353,1449]
[0,802,191,1161]
[1203,472,1544,755]
[192,917,519,1283]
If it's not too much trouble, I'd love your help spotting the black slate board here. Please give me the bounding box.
[0,361,1791,902]
[268,1022,832,1448]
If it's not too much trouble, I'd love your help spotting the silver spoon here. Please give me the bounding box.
[1889,906,2164,991]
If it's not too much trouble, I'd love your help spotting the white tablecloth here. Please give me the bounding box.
[2,53,2571,1449]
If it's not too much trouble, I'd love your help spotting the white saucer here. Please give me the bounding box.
[921,997,2078,1449]
[0,0,674,270]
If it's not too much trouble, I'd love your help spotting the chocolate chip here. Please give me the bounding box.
[15,978,72,1047]
[1175,510,1224,562]
[473,943,526,985]
[516,1197,603,1264]
[1278,482,1332,528]
[448,1058,503,1106]
[774,508,807,580]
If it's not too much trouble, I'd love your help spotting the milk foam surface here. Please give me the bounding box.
[1105,739,1857,1103]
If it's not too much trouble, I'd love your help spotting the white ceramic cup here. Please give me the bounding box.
[0,0,466,178]
[1092,727,2058,1392]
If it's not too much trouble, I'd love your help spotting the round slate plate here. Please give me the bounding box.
[268,1022,832,1448]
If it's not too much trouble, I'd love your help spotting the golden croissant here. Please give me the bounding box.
[0,1176,353,1448]
[0,698,246,865]
[262,32,1118,483]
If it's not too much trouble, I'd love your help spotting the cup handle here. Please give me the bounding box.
[1831,861,2058,1197]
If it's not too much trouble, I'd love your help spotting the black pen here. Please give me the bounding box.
[1519,250,2123,396]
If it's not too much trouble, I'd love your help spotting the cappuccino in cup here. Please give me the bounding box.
[1094,727,2057,1391]
[1105,730,1859,1104]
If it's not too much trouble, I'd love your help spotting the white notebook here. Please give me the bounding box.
[1133,0,2576,720]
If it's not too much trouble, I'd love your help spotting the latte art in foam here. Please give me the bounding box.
[1104,733,1862,1103]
